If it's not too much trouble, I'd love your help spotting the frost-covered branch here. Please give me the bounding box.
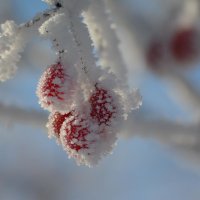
[83,0,127,80]
[2,101,200,158]
[0,102,47,128]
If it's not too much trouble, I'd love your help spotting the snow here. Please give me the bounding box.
[0,21,25,81]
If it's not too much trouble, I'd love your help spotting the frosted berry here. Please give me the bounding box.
[60,110,118,167]
[89,87,116,125]
[170,28,199,63]
[61,112,91,152]
[47,111,72,139]
[37,62,73,112]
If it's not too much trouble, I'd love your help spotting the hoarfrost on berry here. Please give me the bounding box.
[89,86,116,126]
[60,110,118,167]
[36,62,75,112]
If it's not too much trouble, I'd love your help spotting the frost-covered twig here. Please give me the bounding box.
[122,113,200,170]
[0,6,61,82]
[2,101,200,157]
[0,103,47,128]
[83,0,127,80]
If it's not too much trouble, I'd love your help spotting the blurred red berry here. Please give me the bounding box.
[170,28,199,62]
[89,87,116,125]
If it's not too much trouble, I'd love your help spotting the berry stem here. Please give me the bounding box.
[67,9,97,79]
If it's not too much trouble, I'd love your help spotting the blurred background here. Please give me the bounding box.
[1,0,200,199]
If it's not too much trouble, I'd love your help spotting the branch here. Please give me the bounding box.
[121,113,200,152]
[0,103,47,128]
[21,7,60,29]
[83,0,128,80]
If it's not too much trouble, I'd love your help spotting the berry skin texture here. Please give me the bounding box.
[170,28,199,63]
[37,62,72,112]
[89,87,116,126]
[61,112,91,152]
[47,112,72,139]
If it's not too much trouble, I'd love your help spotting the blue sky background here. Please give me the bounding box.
[1,0,200,200]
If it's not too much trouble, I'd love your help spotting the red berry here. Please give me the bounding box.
[47,112,72,138]
[89,87,116,125]
[40,62,65,102]
[170,28,199,62]
[62,112,91,152]
[60,107,118,166]
[37,62,72,112]
[146,39,164,68]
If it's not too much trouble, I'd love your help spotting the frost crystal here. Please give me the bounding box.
[36,62,75,112]
[0,0,143,167]
[60,110,117,167]
[0,21,26,81]
[89,86,116,125]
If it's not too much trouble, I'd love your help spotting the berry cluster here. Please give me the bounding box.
[37,62,118,166]
[35,4,138,167]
